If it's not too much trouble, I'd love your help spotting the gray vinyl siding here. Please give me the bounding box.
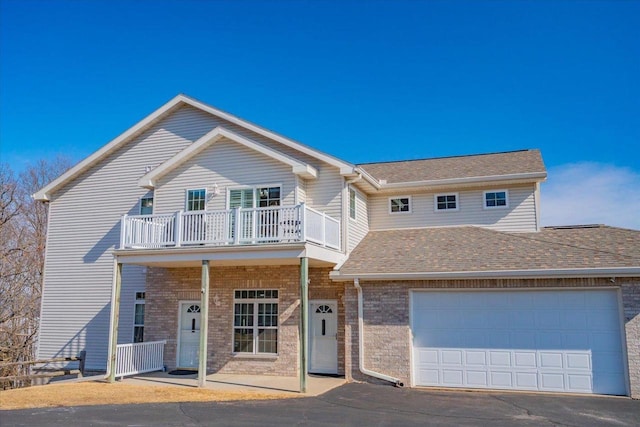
[305,165,343,221]
[155,138,296,211]
[368,185,537,233]
[39,105,218,369]
[296,177,307,205]
[347,187,369,252]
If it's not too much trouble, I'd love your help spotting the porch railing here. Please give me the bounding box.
[120,203,341,251]
[115,340,166,378]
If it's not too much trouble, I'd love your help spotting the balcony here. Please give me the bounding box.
[120,203,340,251]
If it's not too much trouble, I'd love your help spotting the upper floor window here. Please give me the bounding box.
[140,195,153,215]
[186,189,206,211]
[435,193,458,212]
[484,190,508,209]
[389,196,411,214]
[228,186,281,209]
[349,188,356,220]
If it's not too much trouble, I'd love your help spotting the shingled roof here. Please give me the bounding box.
[337,225,640,276]
[358,149,546,184]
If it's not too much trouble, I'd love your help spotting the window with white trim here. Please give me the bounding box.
[133,292,145,343]
[186,189,206,211]
[484,190,508,209]
[389,196,411,214]
[349,188,356,220]
[233,290,279,354]
[435,193,458,211]
[140,195,153,215]
[228,186,281,209]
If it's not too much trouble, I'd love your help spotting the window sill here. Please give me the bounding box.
[232,353,278,360]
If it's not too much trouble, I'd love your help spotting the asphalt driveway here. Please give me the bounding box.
[2,382,639,426]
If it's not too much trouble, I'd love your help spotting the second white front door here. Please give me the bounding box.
[309,300,338,374]
[178,302,201,368]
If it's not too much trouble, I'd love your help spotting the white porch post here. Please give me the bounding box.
[108,261,123,383]
[299,257,309,393]
[198,260,210,387]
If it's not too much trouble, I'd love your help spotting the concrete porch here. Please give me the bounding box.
[120,371,346,396]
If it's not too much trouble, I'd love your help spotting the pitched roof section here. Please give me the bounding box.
[34,94,354,201]
[357,149,546,185]
[334,225,640,279]
[139,127,317,188]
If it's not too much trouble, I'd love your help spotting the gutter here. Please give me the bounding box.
[354,278,403,387]
[331,267,640,281]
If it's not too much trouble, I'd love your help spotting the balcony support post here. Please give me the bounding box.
[198,260,210,388]
[299,256,309,393]
[107,260,122,383]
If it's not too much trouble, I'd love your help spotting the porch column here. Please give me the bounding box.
[198,260,210,388]
[108,261,123,383]
[299,257,309,393]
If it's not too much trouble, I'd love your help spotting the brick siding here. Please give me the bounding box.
[344,277,640,398]
[144,265,344,376]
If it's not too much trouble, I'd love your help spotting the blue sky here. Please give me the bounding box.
[1,0,639,228]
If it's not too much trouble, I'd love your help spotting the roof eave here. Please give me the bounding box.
[330,266,640,281]
[376,171,548,192]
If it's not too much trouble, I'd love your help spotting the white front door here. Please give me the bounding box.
[309,300,338,374]
[178,302,201,368]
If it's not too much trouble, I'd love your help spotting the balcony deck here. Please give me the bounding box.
[120,203,341,252]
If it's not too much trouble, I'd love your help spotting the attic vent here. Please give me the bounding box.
[545,224,603,230]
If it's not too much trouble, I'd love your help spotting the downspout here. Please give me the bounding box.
[354,278,403,386]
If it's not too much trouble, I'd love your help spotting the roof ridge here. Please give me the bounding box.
[357,149,536,166]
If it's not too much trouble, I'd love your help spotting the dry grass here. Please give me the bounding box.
[0,381,297,410]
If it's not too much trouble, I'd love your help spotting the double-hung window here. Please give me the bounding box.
[133,292,145,343]
[186,189,206,211]
[233,290,279,354]
[484,190,508,209]
[435,193,459,211]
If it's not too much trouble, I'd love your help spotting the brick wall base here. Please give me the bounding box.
[144,265,343,377]
[343,277,640,398]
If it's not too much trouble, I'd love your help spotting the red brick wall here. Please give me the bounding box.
[145,265,344,376]
[344,277,640,398]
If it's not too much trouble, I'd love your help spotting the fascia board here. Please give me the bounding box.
[329,267,640,281]
[33,95,186,201]
[377,172,548,191]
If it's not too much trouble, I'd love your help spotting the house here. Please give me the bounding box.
[34,95,640,397]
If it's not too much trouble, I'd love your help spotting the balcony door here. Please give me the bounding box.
[228,186,281,242]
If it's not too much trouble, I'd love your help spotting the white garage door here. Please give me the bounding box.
[411,289,627,395]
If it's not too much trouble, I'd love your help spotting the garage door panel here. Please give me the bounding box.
[411,290,626,395]
[514,351,537,368]
[490,371,514,387]
[515,372,538,388]
[467,371,488,386]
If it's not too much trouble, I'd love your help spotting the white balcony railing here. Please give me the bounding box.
[120,203,341,251]
[115,340,166,378]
